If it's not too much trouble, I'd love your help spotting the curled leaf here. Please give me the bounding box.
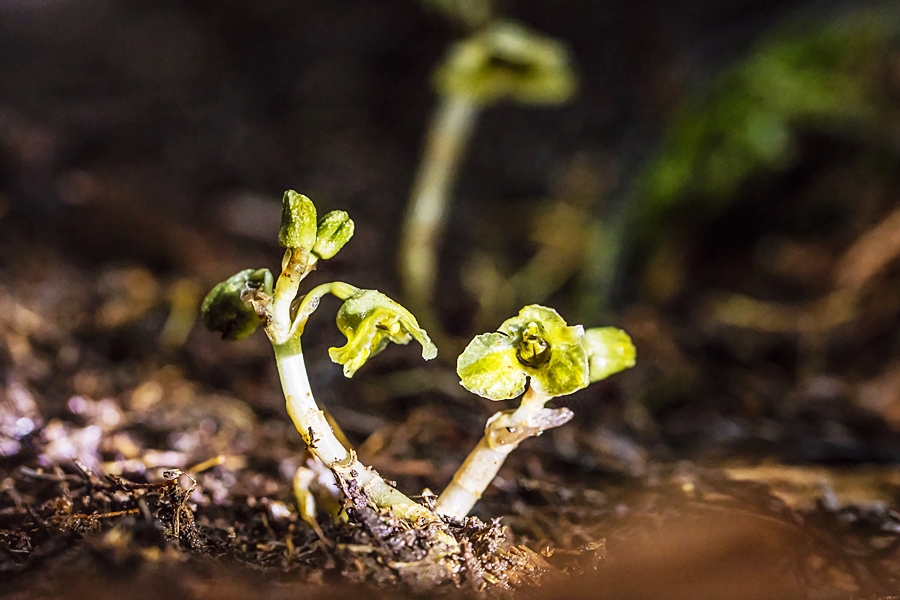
[434,20,577,105]
[278,190,318,250]
[328,289,438,377]
[201,269,273,340]
[312,210,355,260]
[583,327,636,382]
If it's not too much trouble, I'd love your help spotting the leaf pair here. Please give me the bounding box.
[457,304,636,400]
[279,190,354,260]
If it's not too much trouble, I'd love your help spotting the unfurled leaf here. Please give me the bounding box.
[457,304,590,400]
[457,332,528,400]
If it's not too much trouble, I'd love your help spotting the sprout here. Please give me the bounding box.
[435,305,635,519]
[201,188,635,563]
[202,191,455,550]
[399,20,578,333]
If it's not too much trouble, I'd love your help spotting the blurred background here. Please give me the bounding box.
[3,0,900,596]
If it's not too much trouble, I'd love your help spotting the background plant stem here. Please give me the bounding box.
[400,95,479,320]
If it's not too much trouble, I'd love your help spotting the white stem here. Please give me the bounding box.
[400,95,479,314]
[275,341,447,526]
[434,387,573,519]
[278,348,351,466]
[269,249,315,345]
[433,437,512,520]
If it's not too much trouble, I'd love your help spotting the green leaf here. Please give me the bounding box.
[433,20,577,105]
[499,305,583,347]
[583,327,636,382]
[312,210,355,260]
[328,289,438,377]
[457,304,591,399]
[528,334,589,397]
[200,269,273,340]
[278,191,318,250]
[457,332,528,400]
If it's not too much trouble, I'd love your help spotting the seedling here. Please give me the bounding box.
[435,305,636,519]
[399,20,577,324]
[201,191,448,534]
[202,191,635,547]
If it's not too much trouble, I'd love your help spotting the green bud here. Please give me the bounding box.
[201,269,273,340]
[278,190,318,250]
[582,327,636,382]
[328,289,438,378]
[312,210,355,260]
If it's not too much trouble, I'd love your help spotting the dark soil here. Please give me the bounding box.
[4,1,900,598]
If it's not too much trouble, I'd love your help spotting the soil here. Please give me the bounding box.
[3,1,900,598]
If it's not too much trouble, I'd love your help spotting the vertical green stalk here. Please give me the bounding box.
[400,95,479,317]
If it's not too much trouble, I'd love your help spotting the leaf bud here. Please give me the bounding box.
[312,210,355,260]
[278,190,318,251]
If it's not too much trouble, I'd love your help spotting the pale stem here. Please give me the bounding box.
[271,249,317,344]
[400,95,479,316]
[273,339,447,527]
[290,281,359,339]
[434,386,573,519]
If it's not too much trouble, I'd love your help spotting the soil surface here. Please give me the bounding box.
[3,1,900,598]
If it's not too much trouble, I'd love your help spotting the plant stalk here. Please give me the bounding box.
[400,94,479,317]
[434,386,573,519]
[274,338,448,527]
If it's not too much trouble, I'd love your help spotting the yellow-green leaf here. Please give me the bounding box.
[457,304,591,399]
[528,335,589,397]
[583,327,636,382]
[312,210,355,260]
[328,289,437,377]
[457,332,528,400]
[278,190,318,250]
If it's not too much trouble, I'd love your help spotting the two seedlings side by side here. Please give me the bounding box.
[202,190,635,556]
